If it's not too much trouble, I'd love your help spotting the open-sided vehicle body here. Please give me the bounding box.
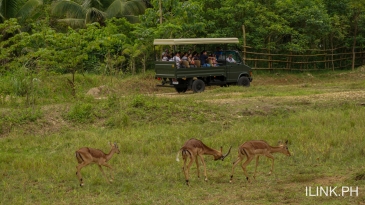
[154,38,253,93]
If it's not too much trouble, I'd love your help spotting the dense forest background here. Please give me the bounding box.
[1,0,365,76]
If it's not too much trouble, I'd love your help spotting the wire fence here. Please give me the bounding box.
[243,46,365,71]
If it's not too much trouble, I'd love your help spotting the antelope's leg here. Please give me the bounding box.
[98,164,110,183]
[241,156,254,183]
[76,162,90,186]
[198,155,207,181]
[195,156,200,178]
[182,153,188,182]
[184,154,194,185]
[102,163,114,182]
[266,154,275,175]
[253,156,259,179]
[230,157,242,183]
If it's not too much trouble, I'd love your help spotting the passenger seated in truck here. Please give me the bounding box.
[181,52,188,61]
[162,49,169,56]
[170,52,182,68]
[162,53,168,61]
[193,51,199,60]
[215,47,223,60]
[209,54,219,67]
[188,54,196,68]
[226,54,236,63]
[200,50,211,67]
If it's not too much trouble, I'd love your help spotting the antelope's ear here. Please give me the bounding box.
[109,142,113,146]
[277,140,282,145]
[285,140,289,144]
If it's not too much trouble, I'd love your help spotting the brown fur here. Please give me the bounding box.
[75,142,120,186]
[230,140,290,183]
[176,138,231,185]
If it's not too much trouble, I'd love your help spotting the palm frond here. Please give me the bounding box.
[82,0,103,10]
[85,7,106,23]
[0,0,21,19]
[121,15,140,23]
[51,0,84,19]
[15,0,43,21]
[105,0,122,18]
[105,0,146,19]
[57,18,85,28]
[122,0,146,15]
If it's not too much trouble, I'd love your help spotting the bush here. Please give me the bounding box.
[105,112,130,128]
[64,103,95,123]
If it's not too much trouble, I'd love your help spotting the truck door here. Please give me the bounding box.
[225,52,243,83]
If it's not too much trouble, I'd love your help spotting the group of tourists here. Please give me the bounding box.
[161,48,236,68]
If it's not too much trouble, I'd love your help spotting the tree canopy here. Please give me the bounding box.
[1,0,365,76]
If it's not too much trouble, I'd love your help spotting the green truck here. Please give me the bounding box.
[154,38,253,93]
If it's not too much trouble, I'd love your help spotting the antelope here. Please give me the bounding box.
[230,140,290,183]
[75,142,120,186]
[176,138,232,185]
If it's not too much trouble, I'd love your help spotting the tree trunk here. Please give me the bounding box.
[159,0,162,24]
[132,59,136,75]
[331,34,334,71]
[142,54,146,73]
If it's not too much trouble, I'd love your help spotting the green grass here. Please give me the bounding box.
[1,69,365,204]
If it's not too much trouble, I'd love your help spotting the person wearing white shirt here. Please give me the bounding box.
[172,53,182,68]
[162,53,168,61]
[226,54,236,63]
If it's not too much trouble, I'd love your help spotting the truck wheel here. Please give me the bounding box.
[174,86,187,93]
[192,79,205,93]
[237,76,250,87]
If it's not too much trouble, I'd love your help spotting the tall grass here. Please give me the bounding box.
[1,70,365,204]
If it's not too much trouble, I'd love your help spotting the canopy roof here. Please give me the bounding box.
[153,38,239,45]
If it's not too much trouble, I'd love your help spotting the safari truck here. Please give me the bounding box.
[154,38,253,93]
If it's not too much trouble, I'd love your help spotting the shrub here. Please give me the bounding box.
[64,103,95,123]
[105,112,130,128]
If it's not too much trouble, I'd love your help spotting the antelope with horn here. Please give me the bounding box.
[176,138,232,185]
[230,140,290,183]
[75,142,120,186]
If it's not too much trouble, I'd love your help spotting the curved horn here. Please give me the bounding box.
[221,146,232,161]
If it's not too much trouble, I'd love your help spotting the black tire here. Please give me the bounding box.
[192,79,205,93]
[237,76,250,87]
[174,86,187,93]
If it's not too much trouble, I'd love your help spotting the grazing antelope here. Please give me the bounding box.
[176,138,232,185]
[230,140,290,183]
[75,142,120,186]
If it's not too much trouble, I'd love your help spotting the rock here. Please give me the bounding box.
[86,85,106,97]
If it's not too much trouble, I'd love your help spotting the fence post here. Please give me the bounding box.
[242,25,246,62]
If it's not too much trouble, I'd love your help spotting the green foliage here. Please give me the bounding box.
[64,102,95,123]
[105,112,130,128]
[51,0,146,28]
[0,0,43,24]
[131,94,147,108]
[1,0,365,94]
[0,107,43,134]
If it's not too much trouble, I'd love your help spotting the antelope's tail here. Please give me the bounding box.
[176,150,181,162]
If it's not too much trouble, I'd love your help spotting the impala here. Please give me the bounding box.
[176,138,232,185]
[230,140,290,183]
[75,142,120,186]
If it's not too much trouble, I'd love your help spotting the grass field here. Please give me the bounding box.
[1,69,365,204]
